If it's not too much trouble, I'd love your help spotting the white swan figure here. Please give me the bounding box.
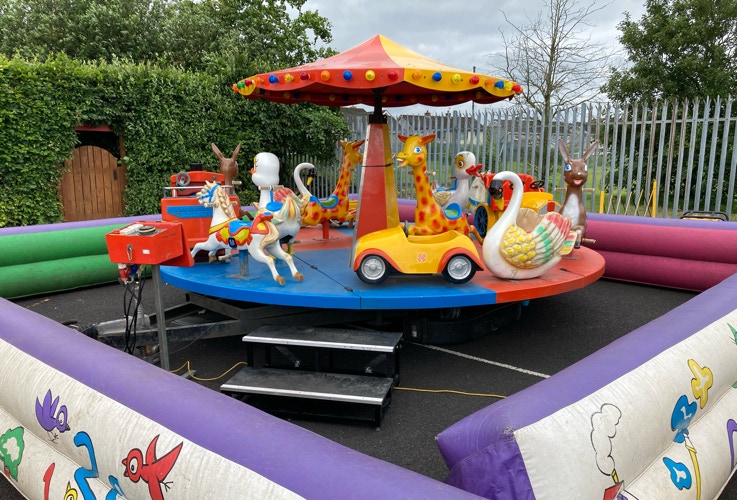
[482,171,577,280]
[292,162,317,199]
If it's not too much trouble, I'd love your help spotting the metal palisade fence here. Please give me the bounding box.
[286,99,737,220]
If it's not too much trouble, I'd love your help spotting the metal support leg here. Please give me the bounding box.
[151,265,170,371]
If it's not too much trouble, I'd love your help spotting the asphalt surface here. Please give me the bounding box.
[4,277,737,498]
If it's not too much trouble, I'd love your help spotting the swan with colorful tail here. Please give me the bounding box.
[482,171,577,280]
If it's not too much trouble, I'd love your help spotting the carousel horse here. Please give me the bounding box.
[250,152,304,252]
[190,181,303,285]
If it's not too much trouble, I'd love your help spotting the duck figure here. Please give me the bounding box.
[482,171,577,280]
[433,151,482,214]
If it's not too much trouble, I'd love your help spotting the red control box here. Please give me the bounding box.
[106,221,193,267]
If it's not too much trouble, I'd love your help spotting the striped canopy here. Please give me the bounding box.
[233,34,522,109]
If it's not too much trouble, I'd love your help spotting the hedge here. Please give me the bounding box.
[0,54,348,227]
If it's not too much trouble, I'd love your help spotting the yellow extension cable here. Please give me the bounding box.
[170,361,506,399]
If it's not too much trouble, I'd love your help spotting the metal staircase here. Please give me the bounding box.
[220,325,402,426]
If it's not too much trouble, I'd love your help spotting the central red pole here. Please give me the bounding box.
[353,119,399,241]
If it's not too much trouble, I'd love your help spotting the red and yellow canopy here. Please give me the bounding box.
[233,34,522,108]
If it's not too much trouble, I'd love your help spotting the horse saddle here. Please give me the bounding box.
[227,212,273,247]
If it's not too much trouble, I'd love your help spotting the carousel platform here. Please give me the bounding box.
[160,226,605,311]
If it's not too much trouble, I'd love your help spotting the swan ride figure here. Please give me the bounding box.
[482,171,577,280]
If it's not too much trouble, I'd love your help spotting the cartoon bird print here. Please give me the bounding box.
[35,389,70,442]
[122,434,183,500]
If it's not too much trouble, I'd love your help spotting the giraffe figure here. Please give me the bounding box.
[293,139,364,230]
[396,134,483,242]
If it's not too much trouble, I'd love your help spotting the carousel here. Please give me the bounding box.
[104,34,604,419]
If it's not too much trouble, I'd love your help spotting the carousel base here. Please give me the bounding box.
[127,226,608,350]
[160,226,605,312]
[111,226,603,423]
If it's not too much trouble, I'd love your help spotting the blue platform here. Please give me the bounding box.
[160,227,605,311]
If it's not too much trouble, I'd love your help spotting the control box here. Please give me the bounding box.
[106,221,193,267]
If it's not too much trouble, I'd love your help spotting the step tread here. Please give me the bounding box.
[220,367,393,404]
[242,326,402,352]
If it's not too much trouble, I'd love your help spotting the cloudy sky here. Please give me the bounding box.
[302,0,646,72]
[298,0,647,111]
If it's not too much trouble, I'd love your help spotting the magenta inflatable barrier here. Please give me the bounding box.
[584,213,737,291]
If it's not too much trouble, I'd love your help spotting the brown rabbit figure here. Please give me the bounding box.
[558,139,598,248]
[211,143,241,195]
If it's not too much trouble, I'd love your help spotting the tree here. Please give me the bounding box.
[603,0,737,102]
[0,0,349,218]
[0,0,334,80]
[490,0,615,116]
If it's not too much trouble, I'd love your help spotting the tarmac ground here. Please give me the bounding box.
[3,277,736,498]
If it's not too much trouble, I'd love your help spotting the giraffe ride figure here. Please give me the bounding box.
[395,134,483,242]
[294,139,364,237]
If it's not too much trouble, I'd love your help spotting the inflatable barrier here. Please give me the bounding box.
[436,272,737,499]
[3,210,734,298]
[0,201,417,300]
[0,297,477,499]
[0,216,159,299]
[585,213,737,292]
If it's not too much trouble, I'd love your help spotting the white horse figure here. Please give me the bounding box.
[190,181,303,285]
[250,152,304,253]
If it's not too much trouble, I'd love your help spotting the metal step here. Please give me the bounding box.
[243,326,402,381]
[220,367,393,425]
[243,326,402,352]
[221,367,393,404]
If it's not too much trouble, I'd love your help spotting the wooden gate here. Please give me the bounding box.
[61,145,125,221]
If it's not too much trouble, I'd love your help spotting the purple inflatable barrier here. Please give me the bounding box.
[584,213,737,291]
[0,215,160,236]
[0,297,479,499]
[436,273,737,498]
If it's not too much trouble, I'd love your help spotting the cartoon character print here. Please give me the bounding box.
[36,389,71,442]
[122,434,183,500]
[590,403,640,499]
[728,323,737,471]
[0,426,25,481]
[662,357,714,500]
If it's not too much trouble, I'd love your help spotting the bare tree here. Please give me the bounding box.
[491,0,615,115]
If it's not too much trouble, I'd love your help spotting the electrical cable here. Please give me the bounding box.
[121,268,145,354]
[394,387,506,399]
[168,360,506,398]
[169,360,248,381]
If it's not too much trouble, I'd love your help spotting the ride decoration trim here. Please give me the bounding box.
[232,34,523,108]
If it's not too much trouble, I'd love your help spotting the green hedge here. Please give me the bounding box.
[0,54,348,227]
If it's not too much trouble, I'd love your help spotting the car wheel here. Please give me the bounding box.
[357,255,390,284]
[442,255,476,284]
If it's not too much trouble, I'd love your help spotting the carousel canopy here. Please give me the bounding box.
[233,34,522,108]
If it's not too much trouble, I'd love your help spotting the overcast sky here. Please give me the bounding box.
[299,0,647,112]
